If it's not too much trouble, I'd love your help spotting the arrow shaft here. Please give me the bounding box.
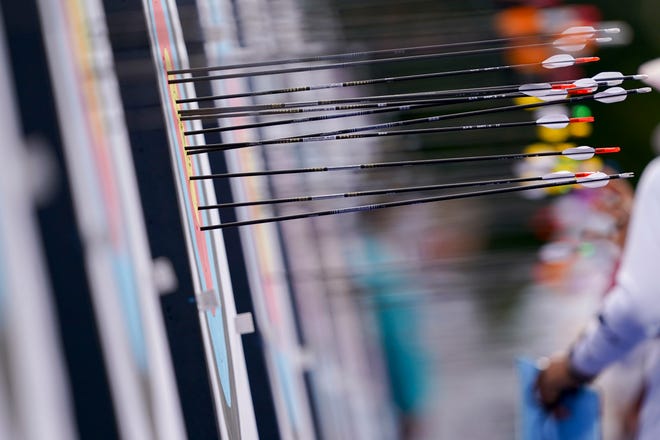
[189,150,584,180]
[168,41,568,84]
[186,119,552,153]
[198,174,560,209]
[200,174,625,230]
[180,103,389,121]
[177,83,527,113]
[175,62,530,103]
[183,92,521,136]
[168,28,604,75]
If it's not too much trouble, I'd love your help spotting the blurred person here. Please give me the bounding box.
[588,168,647,440]
[536,157,660,440]
[528,165,646,439]
[353,208,432,440]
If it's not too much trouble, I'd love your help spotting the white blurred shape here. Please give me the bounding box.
[639,58,660,91]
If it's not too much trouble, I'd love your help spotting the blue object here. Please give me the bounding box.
[516,358,601,440]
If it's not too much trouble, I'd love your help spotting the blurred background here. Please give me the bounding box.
[1,0,659,439]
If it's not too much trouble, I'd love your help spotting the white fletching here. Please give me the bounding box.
[538,89,568,102]
[573,78,598,92]
[518,83,567,101]
[577,171,610,188]
[543,170,578,179]
[561,26,596,38]
[542,170,578,183]
[562,146,595,161]
[553,36,587,52]
[592,71,624,86]
[519,83,552,97]
[537,115,570,129]
[542,54,576,69]
[595,87,628,104]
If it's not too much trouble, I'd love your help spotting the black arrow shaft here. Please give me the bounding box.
[186,119,548,154]
[177,83,528,114]
[189,150,580,180]
[200,175,624,230]
[182,91,520,136]
[167,28,602,75]
[198,174,561,209]
[175,60,537,103]
[168,41,560,84]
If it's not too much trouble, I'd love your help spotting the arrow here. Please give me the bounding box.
[168,26,617,76]
[593,86,646,103]
[178,73,645,119]
[185,87,649,155]
[189,146,619,180]
[174,54,598,103]
[178,82,567,117]
[183,115,592,146]
[168,41,605,84]
[182,92,575,136]
[565,73,648,95]
[590,71,647,86]
[198,172,634,230]
[198,171,597,210]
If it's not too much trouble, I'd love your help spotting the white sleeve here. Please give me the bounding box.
[570,158,660,377]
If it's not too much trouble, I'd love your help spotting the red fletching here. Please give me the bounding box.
[594,147,620,154]
[568,88,593,95]
[552,83,577,90]
[575,56,600,64]
[569,117,595,123]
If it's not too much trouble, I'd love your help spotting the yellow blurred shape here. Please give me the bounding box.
[569,122,593,138]
[514,95,544,110]
[537,125,569,142]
